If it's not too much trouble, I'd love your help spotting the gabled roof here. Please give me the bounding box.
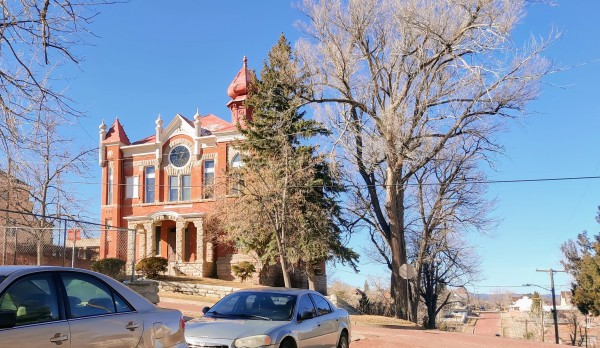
[129,113,236,144]
[131,134,156,145]
[103,118,131,145]
[200,114,236,134]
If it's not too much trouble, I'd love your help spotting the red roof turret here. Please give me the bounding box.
[227,56,253,101]
[103,118,131,145]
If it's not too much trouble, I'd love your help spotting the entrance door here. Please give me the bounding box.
[167,228,176,262]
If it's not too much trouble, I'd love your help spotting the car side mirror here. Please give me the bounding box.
[0,310,16,329]
[298,310,314,321]
[201,306,211,315]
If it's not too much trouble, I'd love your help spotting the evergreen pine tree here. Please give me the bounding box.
[229,34,357,288]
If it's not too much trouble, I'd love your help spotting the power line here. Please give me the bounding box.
[36,174,600,189]
[0,208,134,231]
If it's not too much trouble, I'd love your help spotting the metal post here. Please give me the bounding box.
[131,229,137,282]
[550,283,558,344]
[406,277,409,319]
[62,222,67,266]
[13,227,17,264]
[71,235,76,268]
[2,227,6,265]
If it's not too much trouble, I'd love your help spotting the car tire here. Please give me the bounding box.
[279,338,295,348]
[337,331,349,348]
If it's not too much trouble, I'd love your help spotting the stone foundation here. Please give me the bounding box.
[126,279,160,304]
[158,279,239,299]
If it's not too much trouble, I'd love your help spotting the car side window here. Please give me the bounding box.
[0,273,59,326]
[60,272,120,318]
[310,294,333,316]
[114,291,134,313]
[297,295,316,318]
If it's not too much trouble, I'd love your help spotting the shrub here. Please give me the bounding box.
[231,261,256,282]
[91,258,126,279]
[135,256,168,279]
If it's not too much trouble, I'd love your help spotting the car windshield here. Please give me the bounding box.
[206,292,296,321]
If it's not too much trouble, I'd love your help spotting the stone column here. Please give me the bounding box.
[137,225,146,260]
[126,223,137,275]
[143,222,154,256]
[194,219,204,264]
[175,220,186,262]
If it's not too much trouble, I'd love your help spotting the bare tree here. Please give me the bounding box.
[212,151,332,288]
[410,136,491,327]
[297,0,552,321]
[490,288,514,311]
[564,310,588,347]
[0,0,117,264]
[11,111,94,265]
[0,0,116,131]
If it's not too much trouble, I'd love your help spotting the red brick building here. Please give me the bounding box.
[98,58,327,292]
[98,58,252,278]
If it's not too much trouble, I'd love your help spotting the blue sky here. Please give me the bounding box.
[64,1,600,294]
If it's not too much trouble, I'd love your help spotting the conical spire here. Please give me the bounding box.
[103,117,131,145]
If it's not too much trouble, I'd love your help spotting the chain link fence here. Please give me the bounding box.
[0,223,132,274]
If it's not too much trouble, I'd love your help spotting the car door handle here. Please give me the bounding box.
[126,321,140,331]
[50,333,69,344]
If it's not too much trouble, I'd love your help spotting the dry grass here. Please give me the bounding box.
[350,315,419,328]
[159,275,259,289]
[161,289,420,328]
[158,277,418,328]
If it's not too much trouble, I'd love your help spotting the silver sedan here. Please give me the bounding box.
[185,288,350,348]
[0,265,187,347]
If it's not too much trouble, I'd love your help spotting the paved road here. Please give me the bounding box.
[473,312,501,336]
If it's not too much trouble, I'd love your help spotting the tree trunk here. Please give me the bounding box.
[306,263,316,291]
[279,253,291,288]
[427,303,437,329]
[386,168,412,320]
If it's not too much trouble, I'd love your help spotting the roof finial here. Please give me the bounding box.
[243,55,247,67]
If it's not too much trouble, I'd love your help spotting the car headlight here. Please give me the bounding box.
[233,334,272,348]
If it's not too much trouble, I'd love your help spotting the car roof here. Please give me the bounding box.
[234,287,319,296]
[0,265,93,277]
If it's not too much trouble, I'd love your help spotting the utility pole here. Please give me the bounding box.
[537,268,566,344]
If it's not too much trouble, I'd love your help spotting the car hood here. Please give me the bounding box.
[185,317,288,340]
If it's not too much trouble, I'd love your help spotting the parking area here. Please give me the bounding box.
[158,298,555,348]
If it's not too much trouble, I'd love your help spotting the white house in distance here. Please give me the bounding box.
[508,293,575,312]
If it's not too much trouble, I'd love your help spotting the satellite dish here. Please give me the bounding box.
[399,263,416,280]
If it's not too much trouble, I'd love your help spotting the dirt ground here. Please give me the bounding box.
[159,296,558,348]
[350,325,557,348]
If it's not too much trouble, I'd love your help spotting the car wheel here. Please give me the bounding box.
[279,338,295,348]
[337,331,349,348]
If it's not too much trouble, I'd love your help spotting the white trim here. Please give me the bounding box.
[163,204,193,209]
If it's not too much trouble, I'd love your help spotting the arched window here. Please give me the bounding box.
[232,154,243,169]
[230,154,243,194]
